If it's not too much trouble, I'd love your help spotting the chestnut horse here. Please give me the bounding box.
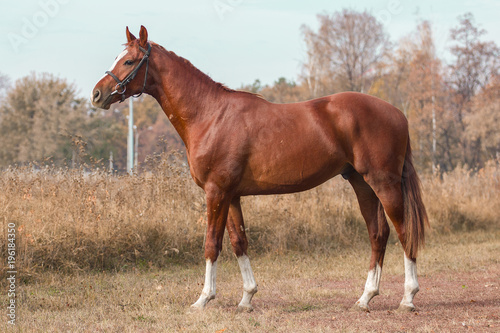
[91,26,428,312]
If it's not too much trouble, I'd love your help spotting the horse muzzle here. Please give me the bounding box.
[90,88,113,109]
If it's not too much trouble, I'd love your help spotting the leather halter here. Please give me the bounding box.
[105,43,151,102]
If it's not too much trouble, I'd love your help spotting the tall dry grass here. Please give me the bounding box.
[1,153,499,277]
[424,161,500,232]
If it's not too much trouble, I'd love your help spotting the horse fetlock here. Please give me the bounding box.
[191,293,215,309]
[244,285,258,295]
[407,284,419,297]
[368,288,380,298]
[353,281,380,313]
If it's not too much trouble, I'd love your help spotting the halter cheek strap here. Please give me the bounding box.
[106,43,151,102]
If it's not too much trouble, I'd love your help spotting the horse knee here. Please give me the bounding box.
[204,237,223,262]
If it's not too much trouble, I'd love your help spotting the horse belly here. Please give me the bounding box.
[238,140,345,195]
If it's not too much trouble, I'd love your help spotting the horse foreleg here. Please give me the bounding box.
[191,259,218,309]
[348,172,390,312]
[191,185,231,310]
[226,197,258,312]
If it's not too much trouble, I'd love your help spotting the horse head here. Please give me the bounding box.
[91,25,151,109]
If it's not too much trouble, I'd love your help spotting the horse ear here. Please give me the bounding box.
[126,26,137,43]
[139,25,148,47]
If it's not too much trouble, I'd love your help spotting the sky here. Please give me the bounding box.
[1,0,499,99]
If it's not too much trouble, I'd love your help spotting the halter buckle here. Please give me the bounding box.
[112,83,126,95]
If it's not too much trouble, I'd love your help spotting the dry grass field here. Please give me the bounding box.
[1,154,499,332]
[2,231,499,332]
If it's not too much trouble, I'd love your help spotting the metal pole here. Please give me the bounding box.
[109,150,114,173]
[134,125,139,169]
[127,98,134,174]
[432,95,436,173]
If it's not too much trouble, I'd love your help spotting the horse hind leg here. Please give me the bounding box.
[367,176,420,312]
[226,197,258,312]
[347,171,390,312]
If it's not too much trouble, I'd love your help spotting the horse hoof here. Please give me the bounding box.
[397,304,416,312]
[237,304,254,313]
[188,304,205,313]
[351,303,370,312]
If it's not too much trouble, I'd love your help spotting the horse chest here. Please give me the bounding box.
[187,147,240,190]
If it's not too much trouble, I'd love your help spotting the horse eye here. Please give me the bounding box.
[124,60,134,65]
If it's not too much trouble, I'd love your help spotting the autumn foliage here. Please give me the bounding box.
[0,12,498,172]
[0,10,499,275]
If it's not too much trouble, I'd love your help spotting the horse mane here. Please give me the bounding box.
[150,42,236,93]
[124,41,263,99]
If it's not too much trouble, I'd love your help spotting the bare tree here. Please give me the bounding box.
[300,26,333,98]
[447,13,500,167]
[449,13,499,108]
[406,21,442,172]
[301,9,392,95]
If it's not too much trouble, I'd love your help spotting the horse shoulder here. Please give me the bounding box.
[187,108,251,191]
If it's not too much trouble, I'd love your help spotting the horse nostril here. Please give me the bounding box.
[93,89,101,102]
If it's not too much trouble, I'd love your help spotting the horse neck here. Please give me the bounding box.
[146,45,231,150]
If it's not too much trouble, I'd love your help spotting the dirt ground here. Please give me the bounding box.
[251,264,500,332]
[4,231,500,332]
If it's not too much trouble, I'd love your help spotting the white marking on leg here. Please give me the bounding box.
[191,259,217,309]
[237,254,257,311]
[355,263,382,311]
[399,254,419,310]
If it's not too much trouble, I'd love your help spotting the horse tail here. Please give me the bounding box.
[401,138,429,258]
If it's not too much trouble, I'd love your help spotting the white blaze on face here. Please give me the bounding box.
[97,49,129,82]
[109,49,129,72]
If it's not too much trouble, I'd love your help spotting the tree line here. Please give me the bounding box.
[0,10,498,173]
[0,74,183,171]
[242,10,499,173]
